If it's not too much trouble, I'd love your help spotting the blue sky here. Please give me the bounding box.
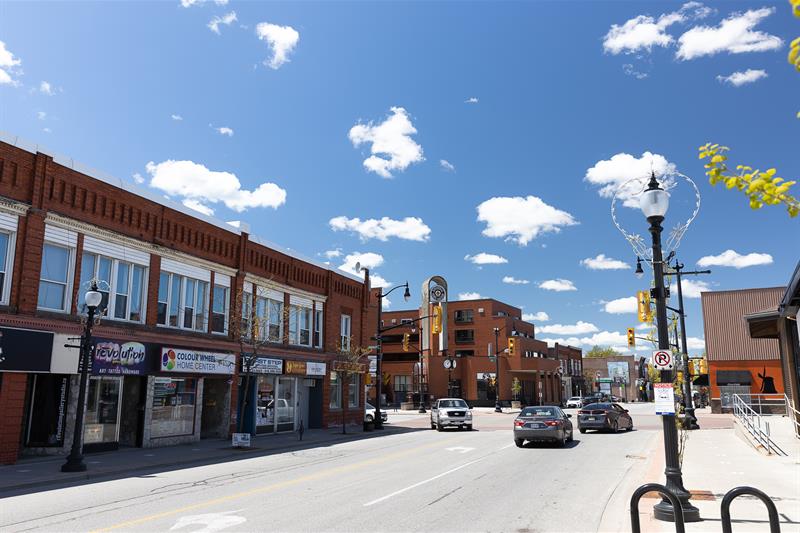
[1,1,797,356]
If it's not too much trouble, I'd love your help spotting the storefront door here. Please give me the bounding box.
[84,376,123,451]
[276,377,296,432]
[256,375,276,434]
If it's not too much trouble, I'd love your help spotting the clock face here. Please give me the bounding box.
[443,359,452,369]
[430,285,446,302]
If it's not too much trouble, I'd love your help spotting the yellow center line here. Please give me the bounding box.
[90,436,456,532]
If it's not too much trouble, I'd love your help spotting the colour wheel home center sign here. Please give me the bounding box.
[161,348,235,374]
[652,350,674,370]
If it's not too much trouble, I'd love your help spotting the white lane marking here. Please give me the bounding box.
[497,443,514,451]
[169,510,246,532]
[445,446,475,454]
[364,458,484,507]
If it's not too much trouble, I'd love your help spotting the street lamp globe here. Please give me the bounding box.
[639,174,670,219]
[84,286,102,309]
[403,285,411,302]
[635,257,645,279]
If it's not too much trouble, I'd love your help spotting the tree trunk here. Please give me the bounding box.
[238,360,252,434]
[342,373,348,434]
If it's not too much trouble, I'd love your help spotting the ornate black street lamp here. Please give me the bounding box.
[493,327,503,413]
[639,174,701,523]
[62,281,102,472]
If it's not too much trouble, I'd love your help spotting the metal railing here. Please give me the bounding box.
[784,394,800,440]
[731,394,787,456]
[730,393,787,415]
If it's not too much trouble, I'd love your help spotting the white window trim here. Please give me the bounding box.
[255,294,284,343]
[81,252,149,323]
[288,304,312,347]
[211,284,230,335]
[314,307,324,349]
[340,314,351,351]
[158,271,210,332]
[0,229,17,306]
[38,242,75,313]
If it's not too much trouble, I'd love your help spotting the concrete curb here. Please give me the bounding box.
[0,426,406,494]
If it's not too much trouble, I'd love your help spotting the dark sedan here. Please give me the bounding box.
[513,406,573,447]
[577,403,633,433]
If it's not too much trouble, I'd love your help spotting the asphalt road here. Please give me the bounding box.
[1,404,681,533]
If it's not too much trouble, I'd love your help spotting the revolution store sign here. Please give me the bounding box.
[92,339,152,375]
[161,347,236,375]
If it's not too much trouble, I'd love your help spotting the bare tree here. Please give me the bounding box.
[333,336,370,434]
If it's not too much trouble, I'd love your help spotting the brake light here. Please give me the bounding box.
[514,420,525,427]
[578,410,588,415]
[544,420,561,427]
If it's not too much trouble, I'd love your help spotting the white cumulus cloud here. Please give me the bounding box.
[145,160,287,213]
[458,292,482,300]
[171,114,183,121]
[697,249,773,269]
[339,252,384,273]
[440,159,455,172]
[0,41,22,86]
[348,107,424,178]
[208,11,237,34]
[687,337,706,350]
[585,151,676,207]
[36,111,47,121]
[39,81,55,95]
[604,296,638,314]
[465,97,479,104]
[677,7,782,60]
[603,2,712,55]
[539,279,576,292]
[522,311,549,322]
[476,195,577,246]
[502,276,530,285]
[716,69,767,86]
[670,279,710,298]
[256,22,299,69]
[540,330,634,350]
[182,199,215,216]
[216,126,234,137]
[581,254,630,270]
[323,248,342,259]
[329,216,431,242]
[538,321,599,335]
[132,173,145,184]
[464,253,508,265]
[180,0,228,7]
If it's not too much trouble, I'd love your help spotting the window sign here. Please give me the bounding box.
[160,348,235,374]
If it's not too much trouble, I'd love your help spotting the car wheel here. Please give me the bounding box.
[626,419,633,431]
[579,428,587,434]
[611,420,619,433]
[436,422,443,431]
[559,433,567,447]
[567,429,573,442]
[366,414,373,423]
[515,438,524,448]
[466,424,473,431]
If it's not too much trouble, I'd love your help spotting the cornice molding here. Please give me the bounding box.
[0,196,31,217]
[43,212,237,277]
[244,273,327,303]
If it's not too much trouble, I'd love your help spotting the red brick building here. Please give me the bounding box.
[549,344,586,402]
[0,136,375,464]
[379,299,562,407]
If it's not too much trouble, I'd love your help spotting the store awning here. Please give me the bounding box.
[716,370,752,386]
[744,307,781,339]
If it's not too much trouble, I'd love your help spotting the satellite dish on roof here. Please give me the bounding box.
[354,262,362,273]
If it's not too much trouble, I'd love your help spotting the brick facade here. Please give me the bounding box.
[0,139,375,463]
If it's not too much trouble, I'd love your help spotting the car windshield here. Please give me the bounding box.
[520,407,559,417]
[584,403,612,410]
[365,403,374,410]
[439,400,468,408]
[569,397,581,401]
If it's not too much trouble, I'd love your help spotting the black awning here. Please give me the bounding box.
[692,375,709,386]
[716,370,752,386]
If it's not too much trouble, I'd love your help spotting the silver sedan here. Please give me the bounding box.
[513,406,574,447]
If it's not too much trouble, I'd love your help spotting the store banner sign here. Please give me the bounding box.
[284,361,307,375]
[161,348,235,374]
[0,326,54,372]
[93,339,151,375]
[249,357,283,374]
[332,361,366,374]
[306,362,326,376]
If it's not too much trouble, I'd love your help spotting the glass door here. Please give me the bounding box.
[276,377,296,432]
[84,376,123,445]
[256,375,275,434]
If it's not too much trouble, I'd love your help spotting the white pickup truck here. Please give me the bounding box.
[430,398,473,431]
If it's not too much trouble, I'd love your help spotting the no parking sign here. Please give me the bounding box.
[652,350,674,370]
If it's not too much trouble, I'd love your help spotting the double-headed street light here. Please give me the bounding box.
[62,281,103,473]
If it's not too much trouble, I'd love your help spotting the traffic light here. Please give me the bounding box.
[432,304,442,334]
[507,337,516,356]
[688,359,696,375]
[699,358,708,374]
[627,328,635,348]
[637,291,652,323]
[402,333,410,352]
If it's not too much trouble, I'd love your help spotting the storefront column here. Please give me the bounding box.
[0,373,27,464]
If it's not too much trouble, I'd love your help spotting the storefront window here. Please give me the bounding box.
[329,372,341,409]
[348,374,360,408]
[84,376,122,445]
[256,376,275,433]
[277,377,295,432]
[151,377,197,438]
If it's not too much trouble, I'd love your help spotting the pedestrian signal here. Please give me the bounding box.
[432,305,443,334]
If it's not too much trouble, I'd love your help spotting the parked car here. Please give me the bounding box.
[577,402,633,433]
[430,398,473,431]
[364,402,388,424]
[513,406,573,447]
[565,396,583,408]
[610,394,624,403]
[581,394,606,407]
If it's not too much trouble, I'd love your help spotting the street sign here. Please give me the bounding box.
[652,350,674,370]
[654,383,676,415]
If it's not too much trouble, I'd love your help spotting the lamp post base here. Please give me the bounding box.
[494,403,502,413]
[373,420,384,430]
[653,498,701,523]
[418,406,426,413]
[61,456,87,472]
[682,408,700,430]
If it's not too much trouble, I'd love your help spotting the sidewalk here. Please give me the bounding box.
[624,413,799,532]
[0,424,411,495]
